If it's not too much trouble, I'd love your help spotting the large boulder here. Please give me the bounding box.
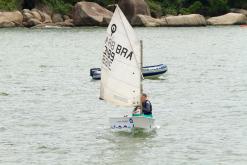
[162,14,207,26]
[0,11,23,27]
[72,2,113,26]
[207,13,247,25]
[230,9,247,16]
[132,14,166,27]
[118,0,151,23]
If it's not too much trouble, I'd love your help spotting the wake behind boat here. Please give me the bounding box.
[99,6,157,132]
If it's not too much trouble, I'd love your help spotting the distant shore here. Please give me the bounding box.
[0,1,247,29]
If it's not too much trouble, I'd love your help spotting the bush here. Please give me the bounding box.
[163,7,178,16]
[180,8,190,15]
[146,0,162,17]
[41,0,73,14]
[0,0,18,11]
[188,1,203,14]
[208,0,229,16]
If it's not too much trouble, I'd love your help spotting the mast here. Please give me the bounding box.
[140,40,143,113]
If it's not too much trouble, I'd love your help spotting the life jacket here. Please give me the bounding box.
[142,100,152,115]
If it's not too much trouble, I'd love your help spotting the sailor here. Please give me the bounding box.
[141,93,152,115]
[133,93,152,115]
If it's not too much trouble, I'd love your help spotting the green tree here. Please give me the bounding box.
[208,0,229,16]
[0,0,18,11]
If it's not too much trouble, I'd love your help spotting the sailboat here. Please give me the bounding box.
[100,6,155,132]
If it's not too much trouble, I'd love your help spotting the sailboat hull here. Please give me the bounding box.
[109,116,156,132]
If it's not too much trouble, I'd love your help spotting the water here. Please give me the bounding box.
[0,26,247,165]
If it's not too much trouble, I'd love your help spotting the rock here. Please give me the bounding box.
[162,14,207,26]
[63,15,70,20]
[131,14,166,27]
[65,19,73,24]
[31,9,42,21]
[23,11,34,22]
[40,12,52,23]
[101,17,111,26]
[0,11,23,27]
[230,9,247,16]
[55,20,74,27]
[72,2,113,26]
[118,0,151,23]
[52,13,63,23]
[23,9,31,13]
[27,18,42,27]
[22,8,52,27]
[0,22,16,28]
[207,13,247,25]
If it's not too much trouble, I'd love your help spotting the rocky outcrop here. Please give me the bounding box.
[207,13,247,25]
[72,2,113,26]
[162,14,207,27]
[23,9,42,27]
[132,14,166,27]
[22,8,73,27]
[131,14,207,27]
[118,0,151,23]
[0,11,23,27]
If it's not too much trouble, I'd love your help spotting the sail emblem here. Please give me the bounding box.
[111,24,117,36]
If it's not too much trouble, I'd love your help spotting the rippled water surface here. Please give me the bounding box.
[0,26,247,165]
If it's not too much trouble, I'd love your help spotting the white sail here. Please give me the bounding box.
[100,6,141,107]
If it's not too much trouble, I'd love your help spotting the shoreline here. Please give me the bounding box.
[0,25,245,31]
[0,2,247,29]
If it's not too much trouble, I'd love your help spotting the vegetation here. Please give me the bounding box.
[0,0,246,16]
[0,0,18,11]
[41,0,73,14]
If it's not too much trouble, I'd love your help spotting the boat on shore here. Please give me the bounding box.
[90,64,167,80]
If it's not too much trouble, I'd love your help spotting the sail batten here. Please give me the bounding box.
[100,6,141,107]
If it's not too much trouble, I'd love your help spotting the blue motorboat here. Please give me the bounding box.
[90,64,167,80]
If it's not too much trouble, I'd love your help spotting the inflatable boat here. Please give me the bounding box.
[90,64,167,80]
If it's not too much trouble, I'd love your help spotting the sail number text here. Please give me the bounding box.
[103,36,133,70]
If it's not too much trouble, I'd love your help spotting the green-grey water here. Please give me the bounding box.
[0,27,247,165]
